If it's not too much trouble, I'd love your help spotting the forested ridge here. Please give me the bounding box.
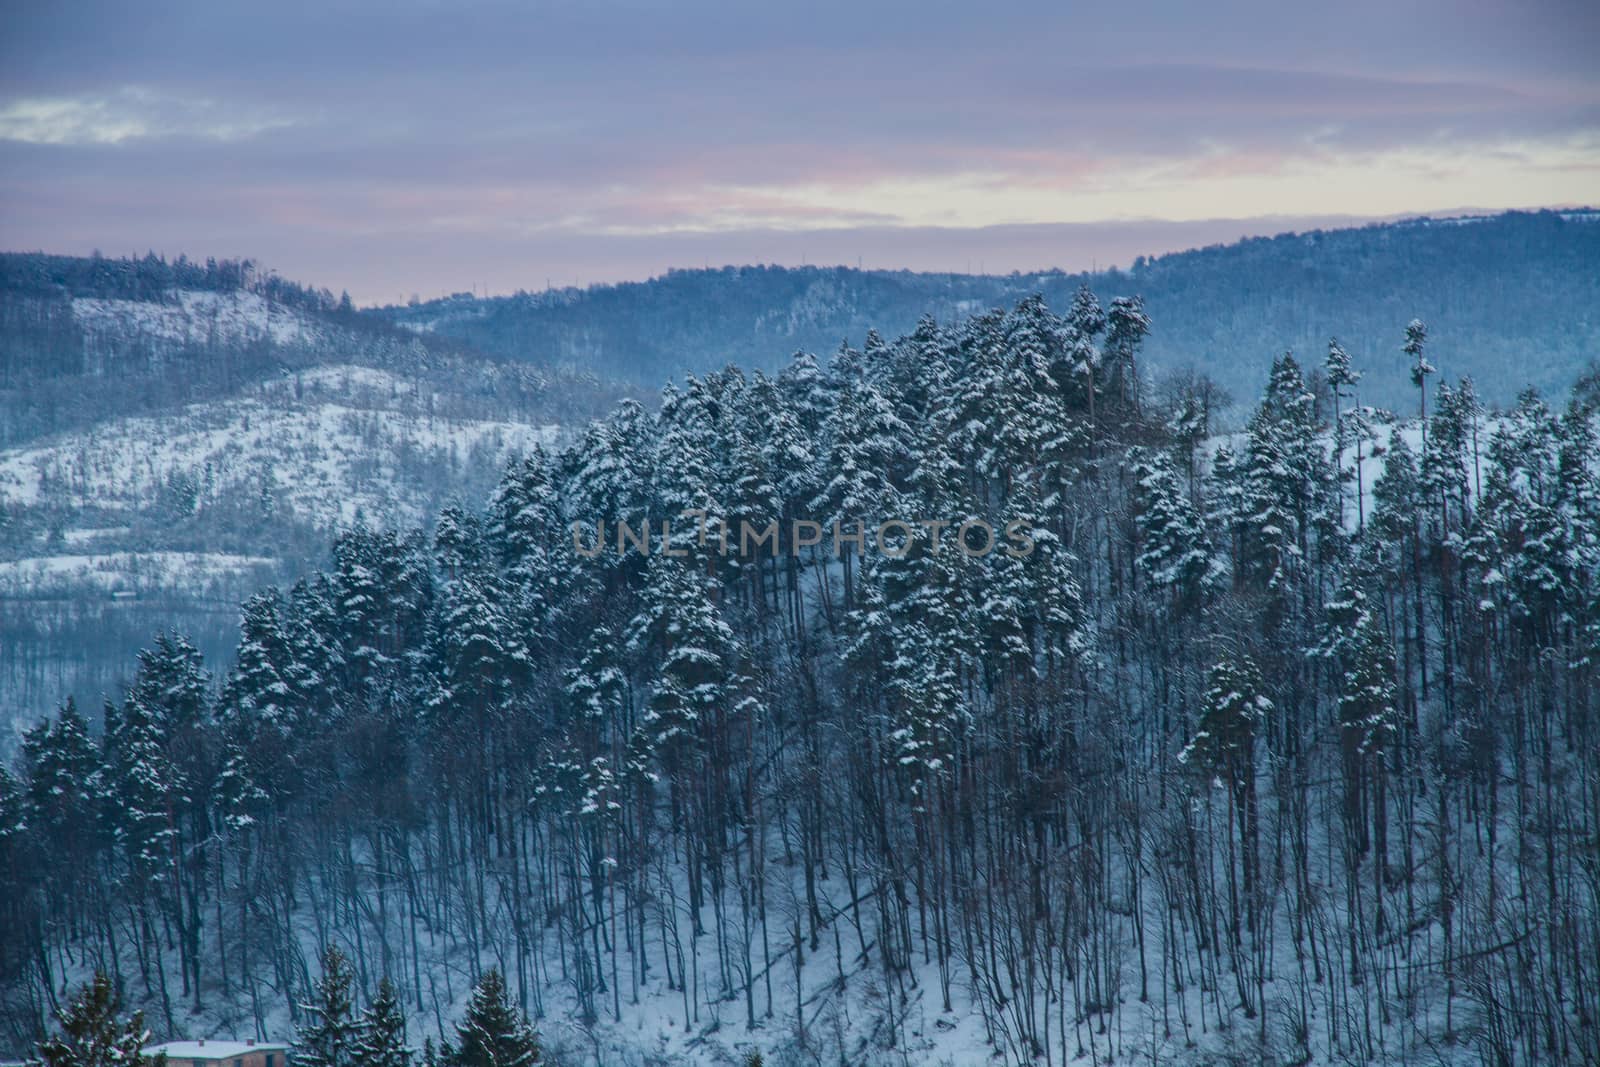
[380,209,1600,409]
[0,251,625,448]
[4,289,1599,1065]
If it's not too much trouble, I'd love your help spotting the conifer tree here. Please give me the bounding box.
[1317,581,1398,858]
[106,695,180,892]
[1061,284,1106,418]
[1404,318,1434,435]
[1326,337,1360,522]
[1102,294,1151,416]
[353,978,411,1067]
[1179,652,1270,949]
[296,946,361,1067]
[1132,449,1215,610]
[22,698,103,856]
[626,558,735,778]
[488,447,559,572]
[36,973,159,1067]
[441,970,542,1067]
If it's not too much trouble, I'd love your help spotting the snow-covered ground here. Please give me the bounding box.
[0,551,276,597]
[73,289,325,349]
[0,363,559,531]
[0,359,566,729]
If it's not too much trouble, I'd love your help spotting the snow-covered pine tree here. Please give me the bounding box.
[213,740,271,835]
[430,565,530,727]
[1421,379,1479,537]
[1556,401,1600,667]
[811,376,907,529]
[1471,393,1566,630]
[630,558,734,760]
[1326,337,1360,524]
[333,524,394,688]
[1180,653,1270,785]
[22,698,103,856]
[1102,294,1151,417]
[1369,429,1421,552]
[775,350,831,441]
[433,504,487,581]
[1226,353,1337,612]
[352,978,411,1067]
[35,973,159,1067]
[883,313,951,425]
[1367,427,1432,709]
[568,399,652,542]
[441,970,541,1067]
[1316,581,1398,859]
[19,700,106,929]
[1404,318,1434,435]
[296,946,360,1067]
[652,375,729,562]
[285,573,347,724]
[487,447,559,573]
[809,374,908,606]
[1132,448,1215,611]
[106,693,180,896]
[1060,283,1105,417]
[848,513,974,801]
[227,590,294,726]
[997,295,1082,501]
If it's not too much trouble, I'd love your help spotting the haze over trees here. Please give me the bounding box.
[2,277,1598,1065]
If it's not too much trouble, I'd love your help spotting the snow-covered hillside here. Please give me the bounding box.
[0,361,565,732]
[0,363,559,531]
[72,289,326,350]
[0,551,276,597]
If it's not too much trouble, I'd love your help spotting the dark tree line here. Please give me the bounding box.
[0,252,341,317]
[2,289,1598,1064]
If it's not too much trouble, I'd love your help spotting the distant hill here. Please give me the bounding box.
[0,254,631,733]
[0,252,631,447]
[378,209,1600,410]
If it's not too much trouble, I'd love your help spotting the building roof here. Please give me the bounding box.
[144,1042,290,1060]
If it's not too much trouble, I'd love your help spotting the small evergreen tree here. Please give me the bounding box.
[1404,318,1434,433]
[36,973,161,1067]
[352,978,411,1067]
[441,970,542,1067]
[297,946,361,1067]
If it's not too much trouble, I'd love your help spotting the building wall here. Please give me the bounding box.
[176,1049,286,1067]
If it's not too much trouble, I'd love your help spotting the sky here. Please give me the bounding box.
[1,0,1597,305]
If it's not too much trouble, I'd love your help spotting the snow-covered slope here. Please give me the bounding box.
[0,551,276,597]
[0,361,565,732]
[72,289,326,350]
[0,363,558,530]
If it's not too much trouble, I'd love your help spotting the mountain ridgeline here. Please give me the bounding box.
[381,209,1600,409]
[0,251,629,447]
[3,284,1598,1065]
